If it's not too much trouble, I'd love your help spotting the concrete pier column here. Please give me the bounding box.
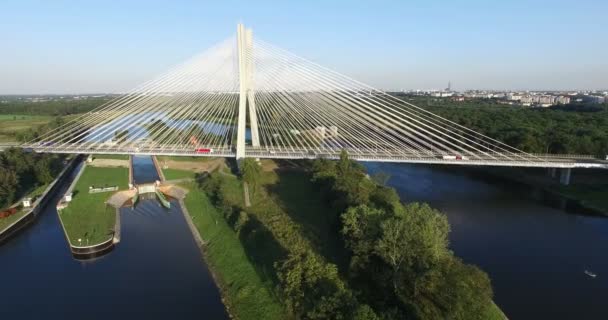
[559,168,572,185]
[548,168,557,178]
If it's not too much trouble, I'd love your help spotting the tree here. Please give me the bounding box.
[411,258,494,320]
[375,217,410,293]
[0,167,18,206]
[276,248,355,319]
[370,171,390,186]
[241,158,261,195]
[341,205,386,271]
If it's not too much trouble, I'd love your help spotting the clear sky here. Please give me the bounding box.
[1,0,606,94]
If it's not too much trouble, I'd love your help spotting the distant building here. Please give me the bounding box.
[587,95,605,104]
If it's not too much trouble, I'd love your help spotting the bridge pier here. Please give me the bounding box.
[559,168,572,185]
[547,167,557,178]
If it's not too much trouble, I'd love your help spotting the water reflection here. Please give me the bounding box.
[365,163,608,320]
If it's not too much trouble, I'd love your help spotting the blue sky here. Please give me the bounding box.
[1,0,606,94]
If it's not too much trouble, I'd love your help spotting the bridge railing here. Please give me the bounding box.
[529,153,598,159]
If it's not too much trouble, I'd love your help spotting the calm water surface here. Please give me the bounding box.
[366,163,608,320]
[0,156,228,319]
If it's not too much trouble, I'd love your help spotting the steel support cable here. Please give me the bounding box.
[258,39,537,163]
[31,37,236,148]
[256,41,506,161]
[254,43,484,159]
[254,43,464,157]
[252,53,361,154]
[254,43,458,159]
[146,61,239,152]
[253,54,389,156]
[50,49,231,151]
[85,46,237,151]
[253,49,430,156]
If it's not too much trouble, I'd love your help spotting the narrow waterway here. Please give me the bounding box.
[0,156,228,319]
[132,155,160,184]
[366,163,608,320]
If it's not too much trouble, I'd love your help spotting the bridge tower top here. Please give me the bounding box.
[236,23,260,163]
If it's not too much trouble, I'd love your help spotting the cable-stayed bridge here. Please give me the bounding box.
[21,24,608,179]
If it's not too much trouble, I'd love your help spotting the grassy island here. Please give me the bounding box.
[59,165,128,246]
[177,156,506,320]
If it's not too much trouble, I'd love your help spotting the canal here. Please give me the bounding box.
[0,156,228,319]
[366,163,608,320]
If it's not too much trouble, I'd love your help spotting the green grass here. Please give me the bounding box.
[258,170,346,265]
[0,114,53,142]
[157,155,215,162]
[0,211,28,232]
[180,181,285,319]
[93,154,129,160]
[59,166,128,245]
[485,301,508,320]
[163,168,196,181]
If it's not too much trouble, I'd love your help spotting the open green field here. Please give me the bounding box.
[163,168,196,180]
[92,154,129,160]
[157,155,215,162]
[59,166,128,245]
[0,114,53,142]
[180,180,285,319]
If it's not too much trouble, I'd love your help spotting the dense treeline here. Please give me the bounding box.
[0,98,109,116]
[309,151,496,319]
[0,148,64,208]
[201,155,498,319]
[403,96,608,156]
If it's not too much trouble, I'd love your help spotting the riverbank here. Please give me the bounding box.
[165,156,284,319]
[465,166,608,215]
[0,155,80,244]
[176,157,506,319]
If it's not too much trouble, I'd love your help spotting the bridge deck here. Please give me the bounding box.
[20,144,608,169]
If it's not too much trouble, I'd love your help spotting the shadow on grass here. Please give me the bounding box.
[265,170,348,270]
[238,214,288,287]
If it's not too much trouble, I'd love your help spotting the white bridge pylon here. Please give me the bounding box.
[22,24,608,170]
[236,23,260,162]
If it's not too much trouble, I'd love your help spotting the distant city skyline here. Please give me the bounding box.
[1,0,607,94]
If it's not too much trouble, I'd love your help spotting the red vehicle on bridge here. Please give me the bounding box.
[195,148,213,153]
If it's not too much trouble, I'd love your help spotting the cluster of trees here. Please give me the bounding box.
[401,96,608,156]
[309,151,495,319]
[0,98,109,116]
[0,148,64,208]
[200,153,497,319]
[201,161,377,319]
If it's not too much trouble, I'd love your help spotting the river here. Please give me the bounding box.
[366,162,608,320]
[0,156,228,319]
[2,158,607,319]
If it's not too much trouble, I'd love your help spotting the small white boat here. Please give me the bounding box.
[584,270,597,278]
